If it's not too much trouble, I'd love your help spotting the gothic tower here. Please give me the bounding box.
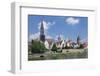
[77,35,80,45]
[40,21,45,42]
[58,35,61,42]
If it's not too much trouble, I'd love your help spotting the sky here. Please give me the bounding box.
[28,15,88,42]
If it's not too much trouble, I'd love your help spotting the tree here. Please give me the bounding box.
[51,43,57,53]
[79,44,84,49]
[31,40,47,54]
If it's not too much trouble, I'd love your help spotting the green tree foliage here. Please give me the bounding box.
[51,43,57,52]
[31,40,47,54]
[77,44,84,49]
[79,44,84,49]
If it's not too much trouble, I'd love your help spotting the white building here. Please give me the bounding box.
[44,39,54,50]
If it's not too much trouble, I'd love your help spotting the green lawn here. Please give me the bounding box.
[28,49,88,61]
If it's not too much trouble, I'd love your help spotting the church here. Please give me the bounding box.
[39,20,54,50]
[40,20,45,42]
[39,20,84,50]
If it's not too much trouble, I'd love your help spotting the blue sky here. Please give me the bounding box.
[28,15,88,42]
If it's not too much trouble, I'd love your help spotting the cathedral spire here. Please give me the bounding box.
[40,20,44,34]
[40,20,45,42]
[77,35,80,45]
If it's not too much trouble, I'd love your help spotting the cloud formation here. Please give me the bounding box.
[46,35,53,39]
[29,32,53,41]
[29,20,55,41]
[66,17,79,25]
[38,20,55,31]
[81,38,88,43]
[29,32,40,41]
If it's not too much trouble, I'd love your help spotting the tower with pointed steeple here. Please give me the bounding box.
[40,21,45,42]
[77,35,80,45]
[58,35,61,42]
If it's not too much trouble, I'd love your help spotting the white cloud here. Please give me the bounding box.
[46,35,53,39]
[38,20,55,31]
[66,17,79,25]
[47,21,55,26]
[29,32,40,41]
[81,38,88,43]
[29,20,55,41]
[29,32,53,41]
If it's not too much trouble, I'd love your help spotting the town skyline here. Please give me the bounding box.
[28,15,88,42]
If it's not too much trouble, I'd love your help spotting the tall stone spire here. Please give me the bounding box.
[77,35,80,45]
[40,20,45,42]
[40,21,44,34]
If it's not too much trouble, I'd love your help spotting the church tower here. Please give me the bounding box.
[58,35,61,42]
[77,35,80,45]
[40,21,45,42]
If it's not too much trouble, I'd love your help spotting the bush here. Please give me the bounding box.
[77,44,84,49]
[40,55,44,58]
[31,40,47,54]
[51,43,57,52]
[79,44,84,49]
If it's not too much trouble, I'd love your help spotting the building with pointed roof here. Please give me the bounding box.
[40,21,45,42]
